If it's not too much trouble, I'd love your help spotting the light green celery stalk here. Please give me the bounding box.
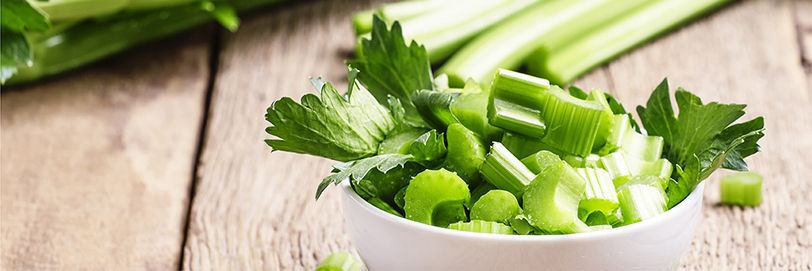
[439,0,609,87]
[533,0,732,84]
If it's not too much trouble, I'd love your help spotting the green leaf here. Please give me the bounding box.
[348,16,434,128]
[406,130,447,167]
[1,0,50,33]
[200,1,240,32]
[636,78,765,207]
[1,28,29,82]
[411,89,460,130]
[316,153,413,200]
[265,71,396,162]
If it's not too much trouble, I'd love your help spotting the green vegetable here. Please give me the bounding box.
[636,79,764,207]
[449,80,504,141]
[316,252,362,271]
[349,16,434,127]
[523,160,590,234]
[480,142,535,198]
[538,86,605,157]
[368,197,403,217]
[1,0,50,82]
[467,182,496,208]
[521,150,561,175]
[403,169,471,227]
[405,130,447,168]
[501,132,566,159]
[318,154,412,200]
[447,220,514,235]
[617,182,667,225]
[576,167,619,217]
[265,72,396,162]
[443,123,487,183]
[720,171,762,207]
[487,69,549,138]
[587,89,616,150]
[378,128,428,154]
[411,90,459,129]
[507,214,540,235]
[470,190,522,224]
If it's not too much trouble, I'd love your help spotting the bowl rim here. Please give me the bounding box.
[341,180,705,242]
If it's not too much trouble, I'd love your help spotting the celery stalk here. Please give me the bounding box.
[534,0,732,84]
[521,150,561,175]
[576,167,619,217]
[448,220,515,235]
[522,160,590,234]
[439,0,609,86]
[480,142,536,198]
[617,183,667,224]
[538,86,605,157]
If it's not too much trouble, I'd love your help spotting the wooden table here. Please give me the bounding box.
[2,0,811,269]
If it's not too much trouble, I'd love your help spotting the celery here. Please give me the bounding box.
[507,214,538,235]
[443,123,487,184]
[617,181,667,224]
[522,160,590,234]
[403,169,470,227]
[521,150,561,175]
[439,0,608,86]
[587,89,615,150]
[720,171,762,207]
[598,152,632,180]
[467,182,496,208]
[471,190,522,224]
[487,69,549,137]
[449,81,504,142]
[600,114,664,161]
[501,132,566,159]
[535,0,732,84]
[539,86,605,157]
[480,142,536,198]
[588,225,613,231]
[576,167,619,217]
[316,252,362,271]
[563,154,600,168]
[488,99,547,138]
[447,220,515,235]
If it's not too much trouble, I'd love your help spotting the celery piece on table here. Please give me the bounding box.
[470,190,522,224]
[522,160,590,234]
[480,142,536,198]
[720,171,762,207]
[316,252,362,271]
[448,220,515,235]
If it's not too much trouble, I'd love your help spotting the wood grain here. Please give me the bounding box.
[1,30,211,270]
[182,1,380,270]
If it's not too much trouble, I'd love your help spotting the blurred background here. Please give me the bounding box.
[1,0,810,270]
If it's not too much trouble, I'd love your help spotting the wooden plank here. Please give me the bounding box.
[0,30,212,270]
[594,0,811,269]
[182,1,380,270]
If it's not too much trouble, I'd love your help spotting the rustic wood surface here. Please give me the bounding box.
[2,0,811,270]
[1,30,212,269]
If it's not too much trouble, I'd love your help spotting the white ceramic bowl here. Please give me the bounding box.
[341,182,705,270]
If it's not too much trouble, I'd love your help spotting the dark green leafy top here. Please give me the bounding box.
[265,70,395,162]
[636,79,764,207]
[1,0,50,83]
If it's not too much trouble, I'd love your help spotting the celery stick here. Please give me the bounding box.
[471,190,522,224]
[32,0,130,22]
[403,169,471,226]
[522,160,590,234]
[720,171,762,207]
[576,167,619,217]
[448,220,515,235]
[535,0,732,84]
[488,99,547,138]
[378,0,454,22]
[501,133,567,159]
[539,86,605,157]
[587,89,615,150]
[563,154,600,168]
[450,81,504,142]
[489,69,551,109]
[443,123,487,184]
[598,151,632,180]
[617,183,667,224]
[439,0,609,86]
[480,142,536,198]
[467,182,496,208]
[521,150,561,175]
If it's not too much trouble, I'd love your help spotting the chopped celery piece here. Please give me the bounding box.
[616,175,665,192]
[448,220,515,235]
[471,190,522,224]
[563,154,600,168]
[583,211,608,226]
[611,176,632,189]
[617,183,667,224]
[522,160,590,234]
[576,168,619,217]
[508,214,540,235]
[404,169,471,227]
[439,0,609,86]
[480,142,536,198]
[487,69,550,138]
[600,114,664,161]
[628,158,673,186]
[316,252,362,271]
[450,81,504,142]
[502,133,566,159]
[587,89,615,150]
[720,171,762,206]
[488,99,547,138]
[443,123,487,184]
[467,182,496,208]
[521,150,562,175]
[599,114,632,155]
[377,128,428,154]
[537,0,732,84]
[368,197,403,217]
[599,151,672,184]
[589,225,613,231]
[598,152,631,180]
[607,208,624,226]
[539,86,605,157]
